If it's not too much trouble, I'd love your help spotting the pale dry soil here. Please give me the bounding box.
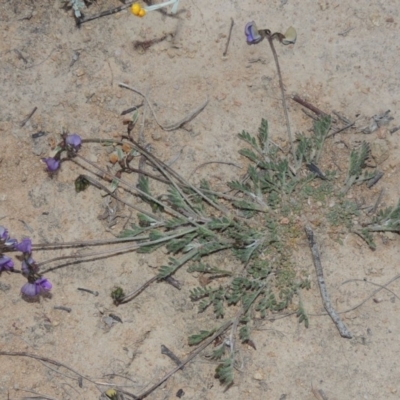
[1,1,400,399]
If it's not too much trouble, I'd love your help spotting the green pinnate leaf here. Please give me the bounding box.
[210,344,226,360]
[258,118,269,152]
[215,357,234,386]
[238,148,260,163]
[188,329,216,345]
[239,324,251,342]
[238,130,259,151]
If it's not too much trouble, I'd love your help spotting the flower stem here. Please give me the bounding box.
[266,35,296,163]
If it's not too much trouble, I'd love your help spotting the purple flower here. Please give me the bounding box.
[0,256,14,271]
[245,21,263,45]
[0,226,16,247]
[0,226,8,242]
[21,277,52,297]
[15,237,32,254]
[6,238,17,248]
[66,134,82,151]
[42,157,60,172]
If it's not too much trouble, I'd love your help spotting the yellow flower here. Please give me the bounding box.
[131,3,142,16]
[130,0,179,18]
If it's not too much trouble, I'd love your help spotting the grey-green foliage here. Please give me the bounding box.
[296,299,309,328]
[116,116,399,386]
[235,117,334,215]
[367,199,400,232]
[118,224,149,238]
[312,116,331,163]
[326,199,359,229]
[158,250,199,279]
[211,343,227,360]
[167,186,190,212]
[354,229,376,250]
[215,357,234,386]
[137,176,155,209]
[187,262,232,277]
[235,124,298,209]
[295,116,331,167]
[342,141,375,193]
[348,141,369,178]
[238,118,270,158]
[189,284,226,316]
[188,329,216,345]
[239,314,251,342]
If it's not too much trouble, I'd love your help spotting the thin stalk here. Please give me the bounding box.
[119,275,159,304]
[165,174,203,219]
[32,232,164,249]
[119,248,199,304]
[76,154,194,222]
[365,224,400,233]
[79,173,162,221]
[136,319,235,399]
[38,227,198,269]
[126,138,232,217]
[266,35,296,162]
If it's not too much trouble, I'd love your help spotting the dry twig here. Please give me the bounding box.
[304,225,352,338]
[20,107,37,127]
[292,95,328,117]
[119,83,209,131]
[223,18,235,56]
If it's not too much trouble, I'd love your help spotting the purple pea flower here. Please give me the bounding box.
[0,226,8,242]
[65,134,82,151]
[15,237,32,254]
[0,226,17,247]
[5,238,17,248]
[21,277,52,297]
[0,255,14,271]
[42,157,61,172]
[245,21,263,45]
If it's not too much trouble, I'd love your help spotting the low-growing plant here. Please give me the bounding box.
[2,12,399,398]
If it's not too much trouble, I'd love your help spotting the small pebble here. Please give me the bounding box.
[75,68,85,77]
[151,131,162,141]
[253,371,264,381]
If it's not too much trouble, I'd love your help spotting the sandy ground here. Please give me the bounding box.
[1,0,400,399]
